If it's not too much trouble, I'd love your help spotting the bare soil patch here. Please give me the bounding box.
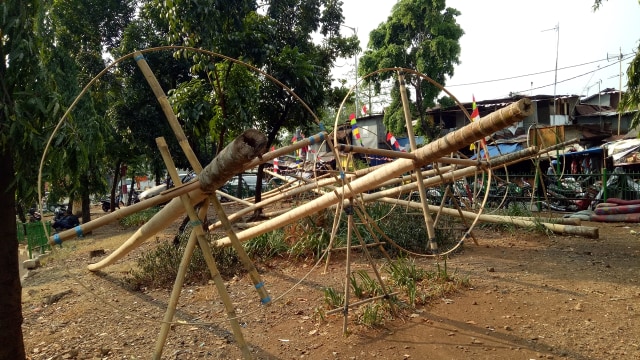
[21,204,640,359]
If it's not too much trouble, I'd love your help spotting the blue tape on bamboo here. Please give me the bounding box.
[190,220,202,227]
[319,123,326,131]
[261,296,272,304]
[134,54,144,61]
[340,171,345,179]
[74,226,83,238]
[308,136,315,145]
[54,234,62,245]
[255,281,265,289]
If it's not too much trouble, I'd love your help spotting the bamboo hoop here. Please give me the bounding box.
[213,99,534,248]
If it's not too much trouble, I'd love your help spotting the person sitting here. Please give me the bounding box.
[52,209,80,232]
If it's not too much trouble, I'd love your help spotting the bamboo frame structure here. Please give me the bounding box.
[41,46,591,359]
[212,98,534,248]
[153,138,252,359]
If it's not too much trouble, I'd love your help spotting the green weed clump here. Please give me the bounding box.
[119,207,160,228]
[319,257,470,329]
[127,225,242,290]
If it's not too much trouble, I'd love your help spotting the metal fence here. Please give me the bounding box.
[17,221,53,259]
[420,167,640,212]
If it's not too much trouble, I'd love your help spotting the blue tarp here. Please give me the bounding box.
[396,137,425,149]
[558,147,603,157]
[471,143,522,159]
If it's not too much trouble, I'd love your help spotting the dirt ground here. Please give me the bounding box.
[20,203,640,360]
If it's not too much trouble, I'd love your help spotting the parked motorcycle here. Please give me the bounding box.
[28,207,42,222]
[101,194,124,212]
[542,177,595,212]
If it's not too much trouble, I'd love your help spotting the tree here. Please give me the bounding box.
[592,0,640,130]
[0,0,49,356]
[159,0,358,216]
[246,0,359,214]
[39,0,135,217]
[359,0,463,141]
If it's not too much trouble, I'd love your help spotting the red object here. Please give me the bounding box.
[386,132,404,151]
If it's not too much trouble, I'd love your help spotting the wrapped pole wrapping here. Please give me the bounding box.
[199,129,268,193]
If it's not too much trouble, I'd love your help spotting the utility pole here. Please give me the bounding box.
[342,25,359,118]
[618,48,623,136]
[542,23,559,125]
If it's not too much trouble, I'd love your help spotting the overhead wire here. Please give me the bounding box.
[446,52,636,90]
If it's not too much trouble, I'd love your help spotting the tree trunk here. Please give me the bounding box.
[0,149,26,359]
[80,173,92,225]
[110,160,122,212]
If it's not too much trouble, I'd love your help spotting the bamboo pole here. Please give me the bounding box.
[88,129,270,271]
[199,129,268,193]
[380,197,598,238]
[337,144,416,160]
[85,190,208,271]
[48,181,201,245]
[397,71,437,252]
[134,52,203,173]
[213,98,534,248]
[153,138,252,359]
[153,199,210,358]
[136,56,267,359]
[140,52,271,306]
[349,199,396,314]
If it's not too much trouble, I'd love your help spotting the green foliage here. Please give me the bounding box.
[243,230,289,260]
[119,207,160,228]
[287,227,332,260]
[357,303,386,328]
[350,270,383,298]
[385,257,427,287]
[322,287,344,309]
[359,0,463,140]
[128,226,243,290]
[128,237,210,289]
[385,257,426,306]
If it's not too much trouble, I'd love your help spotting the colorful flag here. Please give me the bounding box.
[469,95,485,151]
[386,132,405,152]
[350,113,363,146]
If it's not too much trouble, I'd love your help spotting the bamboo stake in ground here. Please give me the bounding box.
[154,138,252,359]
[397,71,438,252]
[153,199,211,359]
[342,202,354,335]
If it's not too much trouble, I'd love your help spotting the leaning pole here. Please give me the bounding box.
[213,98,534,248]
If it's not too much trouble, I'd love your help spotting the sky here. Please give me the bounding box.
[337,0,640,104]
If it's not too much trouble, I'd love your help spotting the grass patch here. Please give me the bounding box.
[320,257,470,328]
[119,207,160,228]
